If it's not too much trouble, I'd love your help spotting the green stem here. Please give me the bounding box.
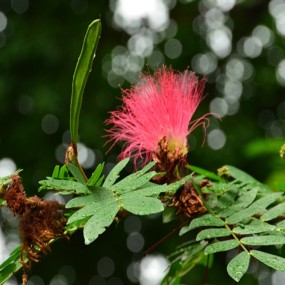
[223,222,250,254]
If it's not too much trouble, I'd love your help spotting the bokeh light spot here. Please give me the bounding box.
[107,277,124,285]
[11,0,29,14]
[269,1,285,36]
[55,144,66,164]
[252,25,274,48]
[17,95,34,115]
[192,52,217,74]
[49,274,68,285]
[258,109,275,129]
[3,277,18,285]
[41,114,59,135]
[97,257,115,278]
[226,58,245,81]
[27,275,44,285]
[165,19,178,39]
[112,54,128,75]
[114,0,169,32]
[276,59,285,86]
[0,32,6,48]
[164,38,182,59]
[224,79,242,99]
[89,275,107,285]
[0,228,8,264]
[0,158,17,177]
[139,255,169,285]
[77,143,95,169]
[0,12,7,32]
[242,36,263,58]
[210,97,228,117]
[127,262,139,283]
[207,28,232,58]
[147,50,165,69]
[124,215,142,233]
[107,71,124,88]
[267,46,284,66]
[128,31,154,57]
[127,232,144,252]
[267,120,285,138]
[216,0,236,11]
[207,129,226,150]
[277,101,285,119]
[58,265,76,284]
[272,271,285,285]
[205,8,226,30]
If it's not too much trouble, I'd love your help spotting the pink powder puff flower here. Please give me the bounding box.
[105,66,216,171]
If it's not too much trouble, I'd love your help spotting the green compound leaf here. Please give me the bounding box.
[196,228,231,241]
[161,262,182,285]
[51,165,69,179]
[0,263,22,285]
[205,182,234,195]
[66,187,114,208]
[241,235,285,246]
[122,176,190,199]
[225,205,265,225]
[83,202,119,245]
[67,190,116,224]
[52,165,60,178]
[225,165,261,185]
[122,196,164,215]
[227,251,250,282]
[163,206,177,224]
[66,163,86,184]
[219,187,259,218]
[180,214,224,236]
[216,188,238,209]
[0,246,22,285]
[276,220,285,229]
[261,201,285,221]
[113,168,157,194]
[226,192,283,224]
[66,194,97,208]
[66,158,187,244]
[162,241,208,285]
[103,158,129,189]
[187,165,224,182]
[86,163,105,188]
[70,19,101,144]
[250,250,285,272]
[111,161,155,192]
[39,178,91,195]
[204,239,239,255]
[65,217,90,234]
[233,220,276,235]
[252,192,283,208]
[0,246,21,270]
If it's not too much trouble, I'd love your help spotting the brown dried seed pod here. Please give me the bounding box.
[169,181,206,218]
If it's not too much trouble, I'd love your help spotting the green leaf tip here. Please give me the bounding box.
[70,19,102,145]
[227,251,250,282]
[250,250,285,272]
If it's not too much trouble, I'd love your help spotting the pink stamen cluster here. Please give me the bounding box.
[105,66,213,166]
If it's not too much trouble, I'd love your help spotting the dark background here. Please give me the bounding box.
[0,0,284,284]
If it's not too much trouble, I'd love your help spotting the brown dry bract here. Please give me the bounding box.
[152,136,186,184]
[169,181,206,218]
[3,174,67,283]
